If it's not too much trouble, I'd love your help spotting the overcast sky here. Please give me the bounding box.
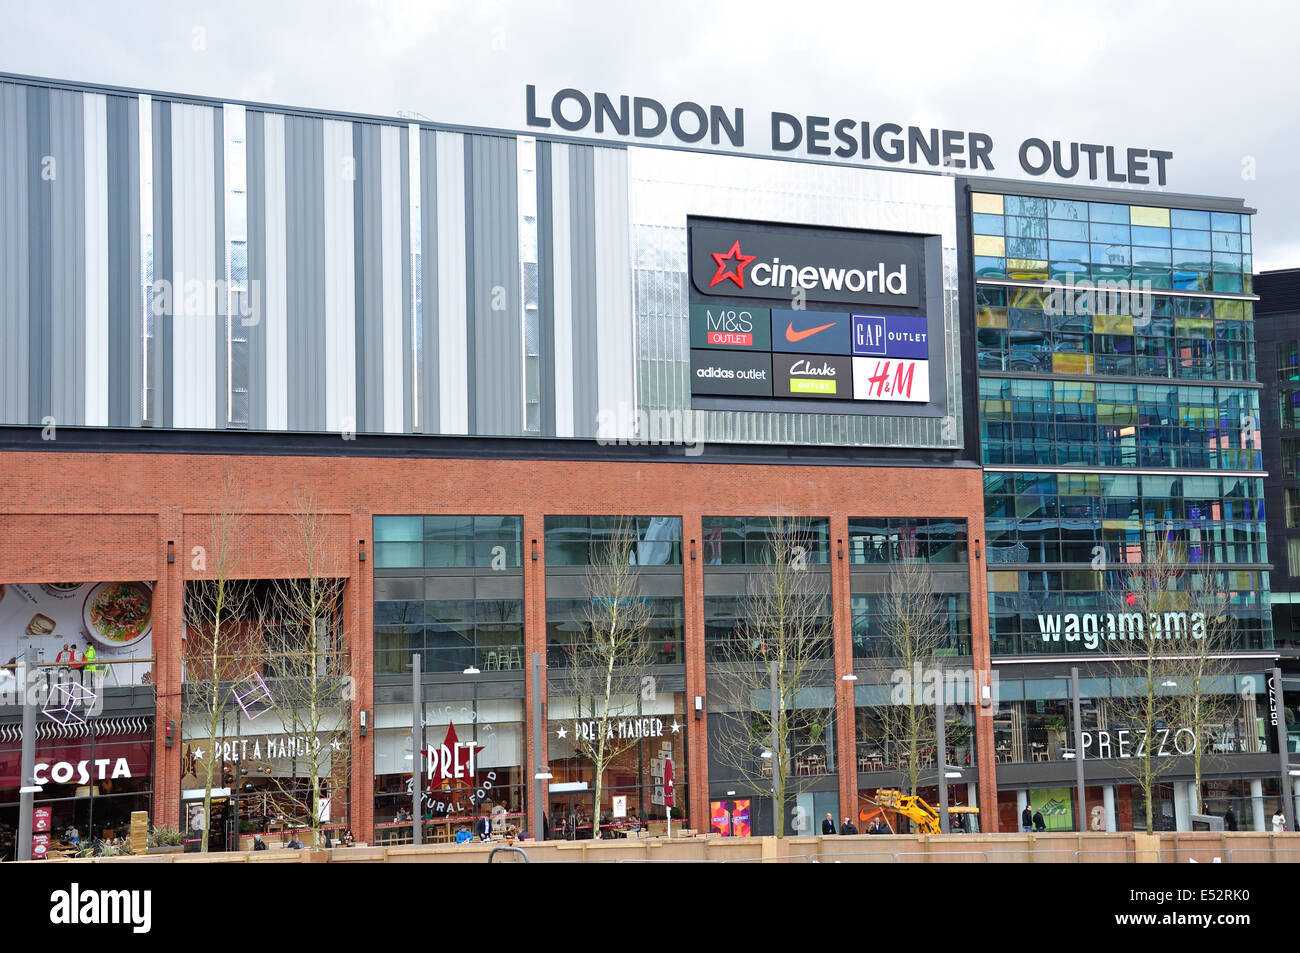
[3,0,1297,269]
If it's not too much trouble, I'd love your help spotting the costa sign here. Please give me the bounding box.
[690,221,923,309]
[35,757,134,785]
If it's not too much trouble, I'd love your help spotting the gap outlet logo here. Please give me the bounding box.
[771,309,851,355]
[690,350,773,397]
[690,220,924,309]
[689,304,772,349]
[851,314,930,359]
[774,353,851,398]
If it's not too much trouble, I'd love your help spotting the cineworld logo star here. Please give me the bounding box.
[709,241,756,289]
[1037,611,1207,651]
[707,241,909,298]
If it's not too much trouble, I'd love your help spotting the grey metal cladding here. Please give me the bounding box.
[353,122,379,432]
[535,139,556,437]
[399,125,412,433]
[24,84,50,425]
[466,134,521,436]
[125,95,142,428]
[0,82,30,425]
[568,144,598,438]
[244,109,267,431]
[106,94,137,427]
[418,128,439,434]
[151,98,172,427]
[51,88,86,427]
[212,105,226,429]
[284,114,325,432]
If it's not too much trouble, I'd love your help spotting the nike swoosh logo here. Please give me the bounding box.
[785,322,837,343]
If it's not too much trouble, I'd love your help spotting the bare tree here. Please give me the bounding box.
[709,518,834,838]
[556,517,657,838]
[863,560,952,797]
[181,473,263,853]
[263,491,352,847]
[1105,535,1186,832]
[1162,551,1238,815]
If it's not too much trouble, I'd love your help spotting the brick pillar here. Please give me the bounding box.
[349,512,373,843]
[522,515,548,830]
[682,514,707,831]
[968,527,998,831]
[830,516,857,822]
[153,508,183,829]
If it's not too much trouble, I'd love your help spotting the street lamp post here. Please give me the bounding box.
[531,651,548,842]
[936,673,948,833]
[1071,667,1085,832]
[16,650,38,862]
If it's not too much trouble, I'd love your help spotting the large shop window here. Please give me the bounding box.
[700,517,829,565]
[0,719,154,860]
[847,518,968,564]
[372,699,525,845]
[180,709,350,851]
[544,516,682,566]
[547,692,687,839]
[374,515,525,675]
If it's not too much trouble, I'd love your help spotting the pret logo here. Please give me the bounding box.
[691,220,924,309]
[404,713,500,816]
[709,240,757,289]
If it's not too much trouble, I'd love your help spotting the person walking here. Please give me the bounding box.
[1033,808,1046,832]
[1021,804,1033,832]
[1224,806,1238,831]
[839,817,858,835]
[1272,808,1287,833]
[821,813,836,835]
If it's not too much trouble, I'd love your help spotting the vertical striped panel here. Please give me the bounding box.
[211,106,226,428]
[535,140,555,436]
[379,124,405,433]
[466,134,520,436]
[418,128,440,434]
[283,115,325,431]
[151,99,172,426]
[322,118,356,434]
[261,113,289,430]
[398,125,413,433]
[567,144,598,438]
[243,110,267,429]
[49,88,85,427]
[434,130,467,435]
[548,143,574,438]
[593,147,634,434]
[352,123,380,431]
[105,94,141,428]
[83,92,108,426]
[0,83,29,424]
[26,86,50,425]
[168,102,217,429]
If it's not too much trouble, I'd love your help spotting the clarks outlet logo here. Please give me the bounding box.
[691,221,923,309]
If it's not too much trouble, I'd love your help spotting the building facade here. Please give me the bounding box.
[0,72,1286,853]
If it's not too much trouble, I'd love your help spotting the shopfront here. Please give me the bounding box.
[0,718,154,860]
[372,697,526,844]
[547,692,688,838]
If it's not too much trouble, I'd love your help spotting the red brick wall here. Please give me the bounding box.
[0,450,990,841]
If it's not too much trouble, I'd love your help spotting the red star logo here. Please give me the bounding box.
[427,723,484,791]
[1126,593,1137,606]
[709,240,757,289]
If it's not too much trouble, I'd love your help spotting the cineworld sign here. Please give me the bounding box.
[689,221,923,309]
[1037,611,1208,651]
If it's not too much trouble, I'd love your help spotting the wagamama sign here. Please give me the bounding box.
[1036,611,1209,651]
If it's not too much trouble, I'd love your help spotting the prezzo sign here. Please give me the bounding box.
[690,223,922,309]
[1036,611,1209,651]
[1081,728,1198,759]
